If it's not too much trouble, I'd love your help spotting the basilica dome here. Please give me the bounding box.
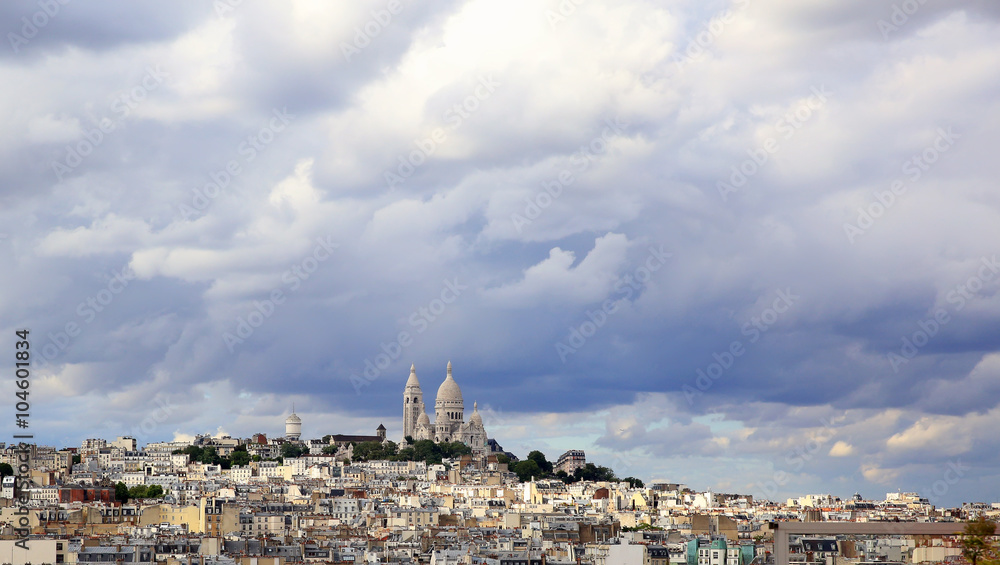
[436,361,463,405]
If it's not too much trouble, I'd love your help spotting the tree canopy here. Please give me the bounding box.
[961,517,998,565]
[622,476,645,488]
[230,450,251,467]
[513,459,542,482]
[115,482,129,503]
[352,440,398,462]
[280,443,309,459]
[352,439,471,466]
[526,451,553,474]
[554,463,619,484]
[506,450,627,484]
[173,445,221,465]
[171,444,273,468]
[117,482,165,501]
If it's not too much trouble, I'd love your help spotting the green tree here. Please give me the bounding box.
[352,440,398,462]
[574,463,617,482]
[496,454,510,465]
[0,463,13,477]
[200,446,221,465]
[961,517,998,565]
[440,442,472,459]
[404,435,415,444]
[72,454,81,465]
[230,450,251,467]
[526,450,552,475]
[176,445,204,461]
[115,482,129,503]
[514,459,541,482]
[622,476,644,488]
[321,445,337,455]
[146,485,164,498]
[128,485,149,499]
[281,443,308,459]
[410,440,443,465]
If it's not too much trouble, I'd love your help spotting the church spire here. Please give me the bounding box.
[405,363,421,388]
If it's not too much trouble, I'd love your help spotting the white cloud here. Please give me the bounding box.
[483,232,632,307]
[26,114,82,144]
[829,441,855,457]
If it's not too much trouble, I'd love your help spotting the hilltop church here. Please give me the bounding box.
[403,362,489,455]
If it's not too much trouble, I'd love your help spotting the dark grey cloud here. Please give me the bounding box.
[2,1,213,60]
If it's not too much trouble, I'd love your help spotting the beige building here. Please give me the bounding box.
[201,498,240,536]
[0,539,65,564]
[140,503,202,532]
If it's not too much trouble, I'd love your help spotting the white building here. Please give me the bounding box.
[225,465,252,484]
[402,362,488,453]
[285,408,302,440]
[111,436,137,451]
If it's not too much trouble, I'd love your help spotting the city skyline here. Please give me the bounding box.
[3,0,1000,510]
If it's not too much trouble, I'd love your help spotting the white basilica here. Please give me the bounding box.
[403,362,488,454]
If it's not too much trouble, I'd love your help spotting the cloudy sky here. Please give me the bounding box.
[3,0,1000,506]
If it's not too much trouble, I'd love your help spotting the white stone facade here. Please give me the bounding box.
[402,362,488,453]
